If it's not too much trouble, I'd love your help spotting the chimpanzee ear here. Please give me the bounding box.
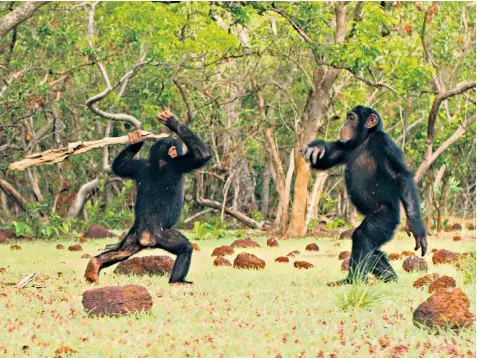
[366,114,379,129]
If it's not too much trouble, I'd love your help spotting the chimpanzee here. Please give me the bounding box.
[301,105,427,286]
[84,110,211,285]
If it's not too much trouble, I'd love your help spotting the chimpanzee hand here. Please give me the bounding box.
[128,130,144,145]
[157,110,178,124]
[300,140,326,165]
[405,220,428,256]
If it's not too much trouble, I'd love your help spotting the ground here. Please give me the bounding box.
[0,231,475,357]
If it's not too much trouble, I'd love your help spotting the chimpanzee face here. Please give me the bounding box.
[339,105,382,145]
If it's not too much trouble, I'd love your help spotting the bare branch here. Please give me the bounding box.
[0,2,47,40]
[415,114,476,183]
[8,131,168,171]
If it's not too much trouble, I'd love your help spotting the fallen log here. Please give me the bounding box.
[8,131,168,171]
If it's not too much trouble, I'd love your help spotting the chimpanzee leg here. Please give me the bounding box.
[84,232,142,283]
[371,250,398,282]
[153,229,193,284]
[347,206,399,283]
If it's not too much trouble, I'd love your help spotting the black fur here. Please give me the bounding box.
[302,105,426,284]
[86,115,211,284]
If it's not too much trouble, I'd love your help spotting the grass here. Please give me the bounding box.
[0,231,475,357]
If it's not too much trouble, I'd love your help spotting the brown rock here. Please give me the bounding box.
[68,244,82,252]
[83,225,117,239]
[413,288,474,331]
[294,261,314,269]
[452,223,462,230]
[275,256,289,263]
[10,244,21,251]
[82,285,153,317]
[233,253,265,270]
[466,223,475,230]
[211,245,234,257]
[432,249,460,265]
[341,258,350,271]
[114,256,174,276]
[333,243,341,247]
[401,250,415,257]
[338,251,350,260]
[413,273,440,289]
[388,253,401,261]
[81,254,91,259]
[339,228,355,240]
[452,235,462,242]
[79,236,88,243]
[267,238,279,247]
[56,244,64,250]
[428,275,456,294]
[431,248,438,253]
[231,238,261,248]
[287,250,300,257]
[305,243,319,252]
[402,256,428,273]
[213,256,231,267]
[192,243,200,252]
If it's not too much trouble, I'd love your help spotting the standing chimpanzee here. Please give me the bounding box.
[84,110,211,285]
[301,105,427,286]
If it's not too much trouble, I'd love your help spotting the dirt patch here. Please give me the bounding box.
[82,285,153,317]
[213,257,231,267]
[233,253,265,270]
[428,275,456,293]
[402,256,428,273]
[413,288,474,331]
[68,244,82,251]
[413,273,440,289]
[231,238,261,248]
[83,225,117,239]
[114,256,174,276]
[294,261,313,269]
[432,249,460,265]
[267,238,279,247]
[211,245,234,257]
[305,243,319,252]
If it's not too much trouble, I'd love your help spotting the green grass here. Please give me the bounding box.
[0,232,475,357]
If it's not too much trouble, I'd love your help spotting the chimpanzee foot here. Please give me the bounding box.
[327,279,350,287]
[168,280,193,286]
[84,258,100,284]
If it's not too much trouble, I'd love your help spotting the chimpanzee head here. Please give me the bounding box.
[148,137,183,168]
[339,105,383,146]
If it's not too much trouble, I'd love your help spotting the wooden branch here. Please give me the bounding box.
[196,197,264,229]
[0,179,28,211]
[0,2,47,40]
[14,272,36,289]
[427,81,476,142]
[415,114,475,183]
[8,131,168,171]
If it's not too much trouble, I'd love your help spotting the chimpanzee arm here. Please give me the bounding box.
[381,133,427,254]
[111,142,146,179]
[164,116,211,173]
[301,139,350,170]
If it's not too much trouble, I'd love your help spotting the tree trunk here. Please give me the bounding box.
[260,165,271,218]
[305,171,329,229]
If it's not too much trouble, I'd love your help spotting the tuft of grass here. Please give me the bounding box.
[337,282,388,310]
[460,251,476,285]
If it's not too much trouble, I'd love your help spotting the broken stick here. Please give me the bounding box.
[8,131,168,171]
[15,272,36,289]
